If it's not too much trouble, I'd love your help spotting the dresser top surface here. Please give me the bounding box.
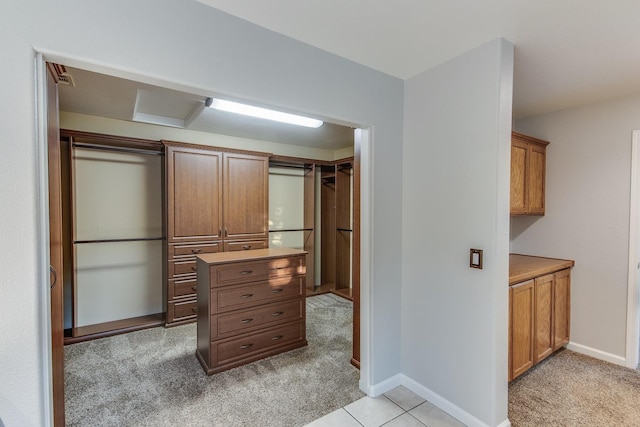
[197,247,307,265]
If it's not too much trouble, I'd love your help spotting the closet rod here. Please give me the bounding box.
[74,237,164,244]
[268,162,314,170]
[269,228,314,232]
[72,142,164,156]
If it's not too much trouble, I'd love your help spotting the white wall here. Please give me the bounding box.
[402,39,513,427]
[0,1,403,425]
[512,92,640,362]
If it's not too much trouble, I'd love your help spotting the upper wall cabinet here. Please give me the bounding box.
[166,144,223,243]
[510,132,550,215]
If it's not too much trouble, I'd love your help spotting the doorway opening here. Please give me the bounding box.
[39,54,373,424]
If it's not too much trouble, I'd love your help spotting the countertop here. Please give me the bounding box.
[509,254,574,285]
[197,247,307,265]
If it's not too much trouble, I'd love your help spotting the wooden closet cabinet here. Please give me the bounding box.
[510,132,549,215]
[164,141,269,326]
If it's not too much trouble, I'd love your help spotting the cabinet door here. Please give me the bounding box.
[223,153,268,240]
[527,144,546,215]
[510,140,529,214]
[553,269,571,350]
[534,274,554,363]
[510,280,535,380]
[166,145,222,243]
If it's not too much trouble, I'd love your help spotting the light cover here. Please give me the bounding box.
[207,98,323,128]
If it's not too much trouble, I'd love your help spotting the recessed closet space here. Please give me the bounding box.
[52,65,359,346]
[268,157,354,300]
[60,131,166,342]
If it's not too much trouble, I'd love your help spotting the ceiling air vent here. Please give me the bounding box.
[57,72,75,87]
[47,63,75,87]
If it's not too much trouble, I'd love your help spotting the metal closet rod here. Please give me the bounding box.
[72,142,164,156]
[74,237,165,244]
[268,228,314,232]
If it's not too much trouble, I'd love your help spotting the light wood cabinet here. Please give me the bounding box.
[510,132,549,215]
[534,274,554,363]
[509,256,573,381]
[196,248,307,375]
[164,141,269,326]
[509,280,534,381]
[553,268,571,350]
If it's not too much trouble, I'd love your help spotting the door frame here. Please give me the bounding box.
[626,130,640,368]
[36,52,375,418]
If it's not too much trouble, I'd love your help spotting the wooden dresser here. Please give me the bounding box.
[196,248,308,375]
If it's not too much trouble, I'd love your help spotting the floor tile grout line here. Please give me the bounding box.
[342,407,365,426]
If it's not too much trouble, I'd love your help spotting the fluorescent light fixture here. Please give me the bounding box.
[206,98,323,128]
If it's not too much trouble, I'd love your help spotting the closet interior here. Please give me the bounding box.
[59,131,356,343]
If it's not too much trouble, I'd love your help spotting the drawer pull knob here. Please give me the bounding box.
[271,335,284,341]
[271,288,284,293]
[191,285,197,291]
[240,343,253,349]
[241,293,254,299]
[191,249,202,254]
[272,311,284,317]
[242,245,252,250]
[191,307,198,313]
[241,318,253,323]
[191,266,197,272]
[240,270,253,275]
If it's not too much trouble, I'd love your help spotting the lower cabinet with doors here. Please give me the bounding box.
[195,247,308,375]
[509,254,574,381]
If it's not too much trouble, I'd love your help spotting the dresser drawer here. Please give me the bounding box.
[167,299,197,323]
[169,242,220,259]
[169,259,197,278]
[210,299,303,340]
[223,240,268,252]
[211,256,305,286]
[212,276,304,312]
[211,321,305,367]
[168,277,197,300]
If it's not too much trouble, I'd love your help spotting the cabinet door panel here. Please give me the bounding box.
[553,269,571,350]
[510,280,534,380]
[167,146,222,243]
[510,141,528,214]
[534,274,554,363]
[528,145,546,214]
[223,153,268,240]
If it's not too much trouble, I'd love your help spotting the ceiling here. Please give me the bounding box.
[58,67,355,151]
[196,0,640,119]
[60,1,640,148]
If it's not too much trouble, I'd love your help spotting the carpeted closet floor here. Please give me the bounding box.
[64,293,363,427]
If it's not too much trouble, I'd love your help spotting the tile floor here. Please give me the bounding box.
[305,385,466,427]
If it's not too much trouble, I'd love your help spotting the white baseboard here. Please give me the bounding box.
[401,374,509,427]
[367,373,403,397]
[566,342,626,367]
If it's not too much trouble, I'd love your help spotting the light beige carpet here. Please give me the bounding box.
[508,349,640,426]
[64,293,363,427]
